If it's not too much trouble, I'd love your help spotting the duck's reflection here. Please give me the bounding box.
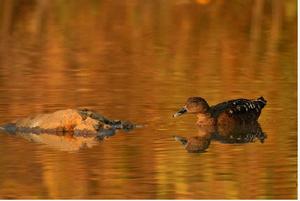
[174,121,267,153]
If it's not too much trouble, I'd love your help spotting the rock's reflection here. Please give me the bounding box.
[8,128,126,152]
[175,121,266,153]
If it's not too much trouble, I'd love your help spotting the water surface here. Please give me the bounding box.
[0,0,297,199]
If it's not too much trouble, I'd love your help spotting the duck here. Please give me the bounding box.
[0,108,135,135]
[173,96,267,126]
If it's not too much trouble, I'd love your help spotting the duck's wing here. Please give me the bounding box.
[209,97,267,118]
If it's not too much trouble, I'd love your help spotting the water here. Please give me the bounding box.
[0,0,297,199]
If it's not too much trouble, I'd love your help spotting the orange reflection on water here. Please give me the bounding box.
[0,0,297,199]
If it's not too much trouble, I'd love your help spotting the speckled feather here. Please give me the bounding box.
[208,97,267,120]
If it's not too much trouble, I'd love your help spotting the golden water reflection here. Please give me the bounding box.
[0,0,297,199]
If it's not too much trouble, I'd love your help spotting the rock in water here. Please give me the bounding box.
[1,109,135,134]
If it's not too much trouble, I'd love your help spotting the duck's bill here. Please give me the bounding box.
[173,107,187,117]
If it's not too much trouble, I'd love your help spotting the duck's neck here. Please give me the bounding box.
[196,112,216,127]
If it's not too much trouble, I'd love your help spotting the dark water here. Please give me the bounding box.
[0,0,297,199]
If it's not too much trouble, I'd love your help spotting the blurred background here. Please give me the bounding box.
[0,0,297,199]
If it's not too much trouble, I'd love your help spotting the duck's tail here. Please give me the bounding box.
[256,96,267,108]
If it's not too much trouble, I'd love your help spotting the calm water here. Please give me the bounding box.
[0,0,297,199]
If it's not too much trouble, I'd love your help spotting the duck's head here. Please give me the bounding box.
[173,97,210,117]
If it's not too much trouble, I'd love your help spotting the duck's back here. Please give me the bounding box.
[209,97,267,123]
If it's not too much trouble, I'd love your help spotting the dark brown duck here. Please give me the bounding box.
[173,96,267,126]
